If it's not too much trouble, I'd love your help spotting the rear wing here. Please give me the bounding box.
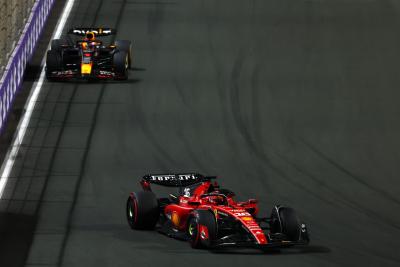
[141,173,216,188]
[68,27,116,36]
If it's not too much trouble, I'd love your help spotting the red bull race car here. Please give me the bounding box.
[126,173,310,250]
[46,27,132,80]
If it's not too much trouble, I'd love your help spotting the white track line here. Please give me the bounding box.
[0,0,76,199]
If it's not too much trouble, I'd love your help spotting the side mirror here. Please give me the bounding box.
[169,194,178,200]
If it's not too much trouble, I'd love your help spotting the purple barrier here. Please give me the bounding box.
[0,0,55,132]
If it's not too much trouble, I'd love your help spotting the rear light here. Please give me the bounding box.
[84,53,91,57]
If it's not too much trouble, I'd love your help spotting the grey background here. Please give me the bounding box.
[1,0,400,266]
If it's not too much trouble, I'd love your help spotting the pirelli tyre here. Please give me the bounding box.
[113,50,129,80]
[46,50,62,80]
[126,191,159,230]
[270,206,308,242]
[114,40,132,68]
[51,39,67,54]
[187,210,217,249]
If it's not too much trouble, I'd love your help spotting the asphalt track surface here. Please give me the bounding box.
[1,0,400,266]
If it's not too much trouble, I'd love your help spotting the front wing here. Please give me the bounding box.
[158,220,309,250]
[212,239,309,249]
[46,69,116,80]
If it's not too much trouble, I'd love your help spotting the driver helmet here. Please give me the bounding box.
[85,31,96,41]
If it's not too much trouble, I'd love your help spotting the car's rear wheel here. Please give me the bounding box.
[113,51,128,80]
[126,191,159,230]
[51,39,67,54]
[114,40,132,68]
[46,50,62,81]
[187,210,217,249]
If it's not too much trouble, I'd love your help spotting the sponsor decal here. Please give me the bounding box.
[199,225,209,240]
[81,63,92,74]
[171,212,180,227]
[71,28,113,37]
[73,29,98,35]
[213,209,219,219]
[233,212,251,217]
[99,70,113,75]
[228,209,246,213]
[183,187,191,197]
[150,174,197,182]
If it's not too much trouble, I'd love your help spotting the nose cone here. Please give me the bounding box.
[81,63,92,75]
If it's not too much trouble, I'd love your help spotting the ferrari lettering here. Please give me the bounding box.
[149,174,197,182]
[150,175,175,181]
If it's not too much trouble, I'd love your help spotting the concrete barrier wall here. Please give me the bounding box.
[0,0,55,132]
[0,0,36,74]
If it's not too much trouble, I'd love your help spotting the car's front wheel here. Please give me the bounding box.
[270,206,309,243]
[187,210,217,248]
[113,51,129,80]
[114,40,132,68]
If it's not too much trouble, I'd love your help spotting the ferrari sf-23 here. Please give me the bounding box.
[126,173,310,250]
[46,27,132,80]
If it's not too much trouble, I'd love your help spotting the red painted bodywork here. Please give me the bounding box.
[143,180,267,245]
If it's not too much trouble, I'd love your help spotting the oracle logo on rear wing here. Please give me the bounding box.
[68,27,116,36]
[141,173,216,187]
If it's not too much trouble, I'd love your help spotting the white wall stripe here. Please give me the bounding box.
[0,0,76,198]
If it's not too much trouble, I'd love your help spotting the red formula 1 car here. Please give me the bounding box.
[126,173,310,250]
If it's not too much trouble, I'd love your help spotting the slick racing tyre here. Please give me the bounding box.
[187,210,217,249]
[51,39,67,54]
[270,206,302,241]
[46,50,62,80]
[127,191,159,230]
[114,40,132,68]
[113,50,129,80]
